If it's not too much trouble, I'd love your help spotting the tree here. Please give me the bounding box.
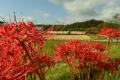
[112,13,120,24]
[0,21,5,25]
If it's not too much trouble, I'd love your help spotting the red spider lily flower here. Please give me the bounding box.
[56,40,109,67]
[92,43,106,52]
[115,58,120,65]
[99,27,120,41]
[95,61,117,72]
[55,40,119,80]
[0,22,55,80]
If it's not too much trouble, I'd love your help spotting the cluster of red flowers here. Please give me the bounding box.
[56,40,119,79]
[99,27,120,41]
[0,22,55,80]
[0,23,120,80]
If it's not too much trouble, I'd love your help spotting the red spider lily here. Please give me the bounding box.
[99,27,120,56]
[92,43,106,52]
[56,40,108,64]
[99,27,120,41]
[56,40,118,80]
[115,58,120,65]
[95,61,117,72]
[0,22,55,80]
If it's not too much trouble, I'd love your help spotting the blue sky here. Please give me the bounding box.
[0,0,120,24]
[0,0,67,24]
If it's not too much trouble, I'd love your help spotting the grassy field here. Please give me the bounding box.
[39,40,120,80]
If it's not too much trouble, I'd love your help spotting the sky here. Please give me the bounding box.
[0,0,120,24]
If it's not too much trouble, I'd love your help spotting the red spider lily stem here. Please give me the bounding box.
[39,68,46,80]
[27,43,46,80]
[14,12,17,23]
[81,64,84,80]
[82,70,84,80]
[97,72,101,80]
[78,71,80,80]
[17,39,43,80]
[30,74,33,80]
[78,68,81,80]
[108,37,111,56]
[70,66,74,79]
[87,64,91,80]
[84,64,87,80]
[78,60,81,80]
[85,69,88,80]
[65,57,74,80]
[69,66,74,80]
[33,74,36,80]
[100,73,102,80]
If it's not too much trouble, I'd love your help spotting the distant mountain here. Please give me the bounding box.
[68,19,104,28]
[34,19,106,33]
[62,19,104,31]
[35,19,104,31]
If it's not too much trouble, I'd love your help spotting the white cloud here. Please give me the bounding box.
[34,10,51,18]
[49,0,120,24]
[95,1,120,20]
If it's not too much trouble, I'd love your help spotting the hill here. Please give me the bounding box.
[35,19,120,34]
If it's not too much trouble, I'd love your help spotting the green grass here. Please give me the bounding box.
[41,39,67,56]
[46,63,70,80]
[41,40,71,80]
[27,39,120,80]
[110,43,120,59]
